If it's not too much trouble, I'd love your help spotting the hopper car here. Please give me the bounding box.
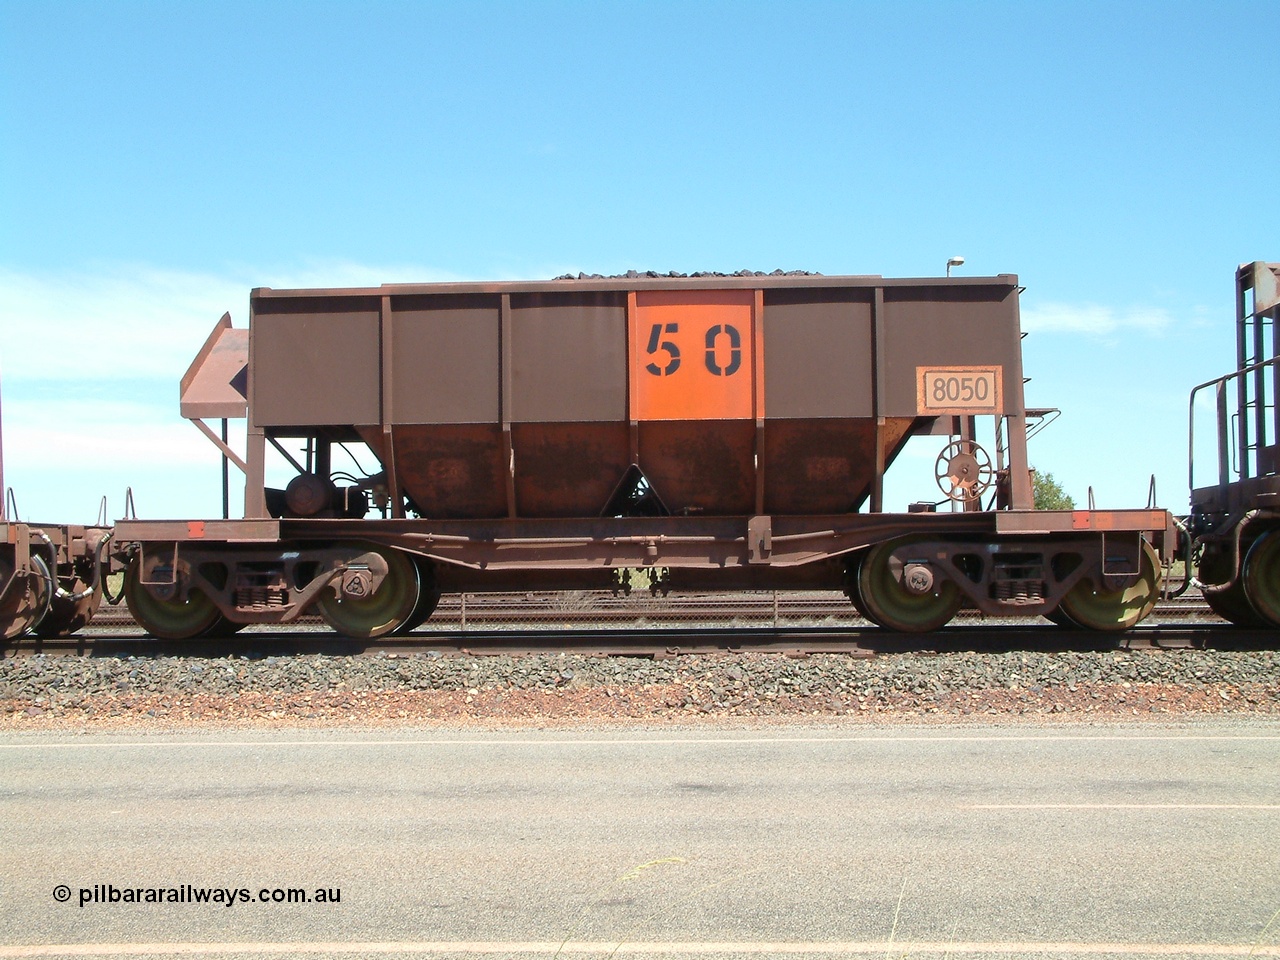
[1188,261,1280,627]
[102,270,1175,640]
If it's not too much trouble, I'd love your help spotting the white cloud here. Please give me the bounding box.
[0,260,467,382]
[0,265,247,381]
[0,397,242,521]
[3,398,228,469]
[1020,301,1176,337]
[251,258,467,290]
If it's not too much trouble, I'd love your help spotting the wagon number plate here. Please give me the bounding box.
[916,366,1003,415]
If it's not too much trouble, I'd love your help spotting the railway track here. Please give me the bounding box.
[7,589,1264,659]
[84,589,1219,627]
[8,610,1276,660]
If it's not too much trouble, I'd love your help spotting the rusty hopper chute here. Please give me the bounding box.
[180,312,250,498]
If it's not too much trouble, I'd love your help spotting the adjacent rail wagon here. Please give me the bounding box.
[0,391,111,639]
[1189,261,1280,626]
[113,272,1173,639]
[0,521,109,639]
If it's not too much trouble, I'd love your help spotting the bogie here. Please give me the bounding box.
[313,544,421,639]
[0,553,52,640]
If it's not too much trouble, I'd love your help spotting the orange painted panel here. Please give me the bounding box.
[630,290,757,421]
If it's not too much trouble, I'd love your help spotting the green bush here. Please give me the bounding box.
[1033,470,1075,510]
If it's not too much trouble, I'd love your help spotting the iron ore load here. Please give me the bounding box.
[112,271,1174,639]
[1188,261,1280,627]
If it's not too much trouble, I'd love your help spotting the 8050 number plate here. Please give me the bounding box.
[916,366,1003,415]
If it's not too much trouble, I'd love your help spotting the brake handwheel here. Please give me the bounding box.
[935,440,994,502]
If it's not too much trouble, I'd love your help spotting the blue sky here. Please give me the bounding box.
[1,0,1276,522]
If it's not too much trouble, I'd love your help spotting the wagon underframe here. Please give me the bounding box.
[116,508,1173,636]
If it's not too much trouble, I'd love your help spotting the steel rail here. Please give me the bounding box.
[83,592,1216,627]
[5,620,1275,659]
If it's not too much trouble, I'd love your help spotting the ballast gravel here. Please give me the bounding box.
[1,649,1277,728]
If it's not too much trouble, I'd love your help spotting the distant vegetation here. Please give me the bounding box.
[1033,470,1075,510]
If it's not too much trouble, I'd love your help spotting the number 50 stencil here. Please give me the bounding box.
[629,290,758,421]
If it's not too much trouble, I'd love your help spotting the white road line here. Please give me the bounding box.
[2,941,1279,957]
[970,803,1280,810]
[2,734,1280,749]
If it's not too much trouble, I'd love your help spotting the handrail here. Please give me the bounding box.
[1189,355,1279,492]
[1188,354,1280,400]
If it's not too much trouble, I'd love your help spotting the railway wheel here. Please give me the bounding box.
[1242,531,1280,627]
[1044,606,1081,628]
[124,559,222,640]
[392,557,440,636]
[1197,544,1264,627]
[315,544,420,639]
[35,573,102,638]
[857,536,961,632]
[843,552,876,623]
[1058,539,1161,632]
[199,616,249,638]
[1,554,53,640]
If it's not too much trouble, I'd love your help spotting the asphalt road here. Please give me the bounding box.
[1,721,1278,959]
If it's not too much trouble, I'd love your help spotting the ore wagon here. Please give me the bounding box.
[1188,261,1280,627]
[114,272,1172,638]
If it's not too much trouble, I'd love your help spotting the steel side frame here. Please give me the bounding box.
[114,508,1173,625]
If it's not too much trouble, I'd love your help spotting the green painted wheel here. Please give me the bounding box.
[315,544,420,639]
[857,536,961,633]
[1,554,52,640]
[392,557,440,636]
[1198,544,1264,627]
[843,551,877,623]
[199,616,249,638]
[124,559,221,640]
[1242,531,1280,628]
[1059,539,1161,632]
[1044,606,1081,628]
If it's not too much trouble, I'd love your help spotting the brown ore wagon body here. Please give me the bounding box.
[114,272,1173,639]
